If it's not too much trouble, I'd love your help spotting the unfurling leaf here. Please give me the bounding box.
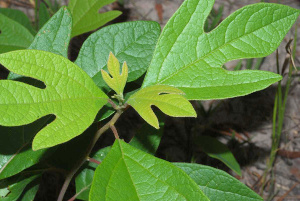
[75,21,161,90]
[90,140,209,201]
[143,0,299,100]
[68,0,121,37]
[0,50,108,150]
[127,85,196,129]
[101,52,128,96]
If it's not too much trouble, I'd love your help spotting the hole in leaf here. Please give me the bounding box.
[0,30,2,34]
[10,76,46,89]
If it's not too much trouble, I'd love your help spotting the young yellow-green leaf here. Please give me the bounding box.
[0,13,33,53]
[75,21,161,91]
[90,140,209,201]
[143,0,299,100]
[127,85,196,129]
[101,52,128,95]
[68,0,121,37]
[0,50,108,150]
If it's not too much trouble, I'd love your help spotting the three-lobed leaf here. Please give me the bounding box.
[0,50,108,150]
[101,52,128,96]
[175,163,263,201]
[68,0,121,37]
[143,0,299,100]
[90,140,209,201]
[75,21,161,90]
[127,85,196,129]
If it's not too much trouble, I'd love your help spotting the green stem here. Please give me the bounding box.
[57,104,126,201]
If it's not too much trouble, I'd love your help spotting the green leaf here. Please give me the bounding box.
[38,2,51,30]
[30,7,72,58]
[0,116,54,180]
[75,21,161,90]
[127,85,196,129]
[68,0,121,37]
[75,146,111,201]
[175,163,263,201]
[90,140,209,201]
[129,112,165,154]
[48,124,97,172]
[0,50,108,150]
[0,8,36,35]
[18,181,39,201]
[101,52,128,96]
[7,6,72,80]
[196,136,241,176]
[0,174,39,201]
[143,0,299,100]
[0,13,33,53]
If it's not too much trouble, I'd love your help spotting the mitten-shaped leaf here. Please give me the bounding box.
[68,0,121,37]
[127,85,196,129]
[90,140,209,201]
[143,0,300,100]
[0,50,108,150]
[101,52,128,96]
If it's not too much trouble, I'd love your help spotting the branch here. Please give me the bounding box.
[57,109,124,201]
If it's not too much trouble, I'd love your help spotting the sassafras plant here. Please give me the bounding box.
[0,0,299,200]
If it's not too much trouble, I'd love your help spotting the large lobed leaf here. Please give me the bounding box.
[68,0,121,37]
[90,140,209,201]
[127,85,196,129]
[75,21,161,90]
[0,6,74,181]
[143,0,299,100]
[175,163,263,201]
[0,50,108,150]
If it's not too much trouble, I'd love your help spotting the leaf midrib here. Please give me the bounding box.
[118,141,203,200]
[156,10,296,85]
